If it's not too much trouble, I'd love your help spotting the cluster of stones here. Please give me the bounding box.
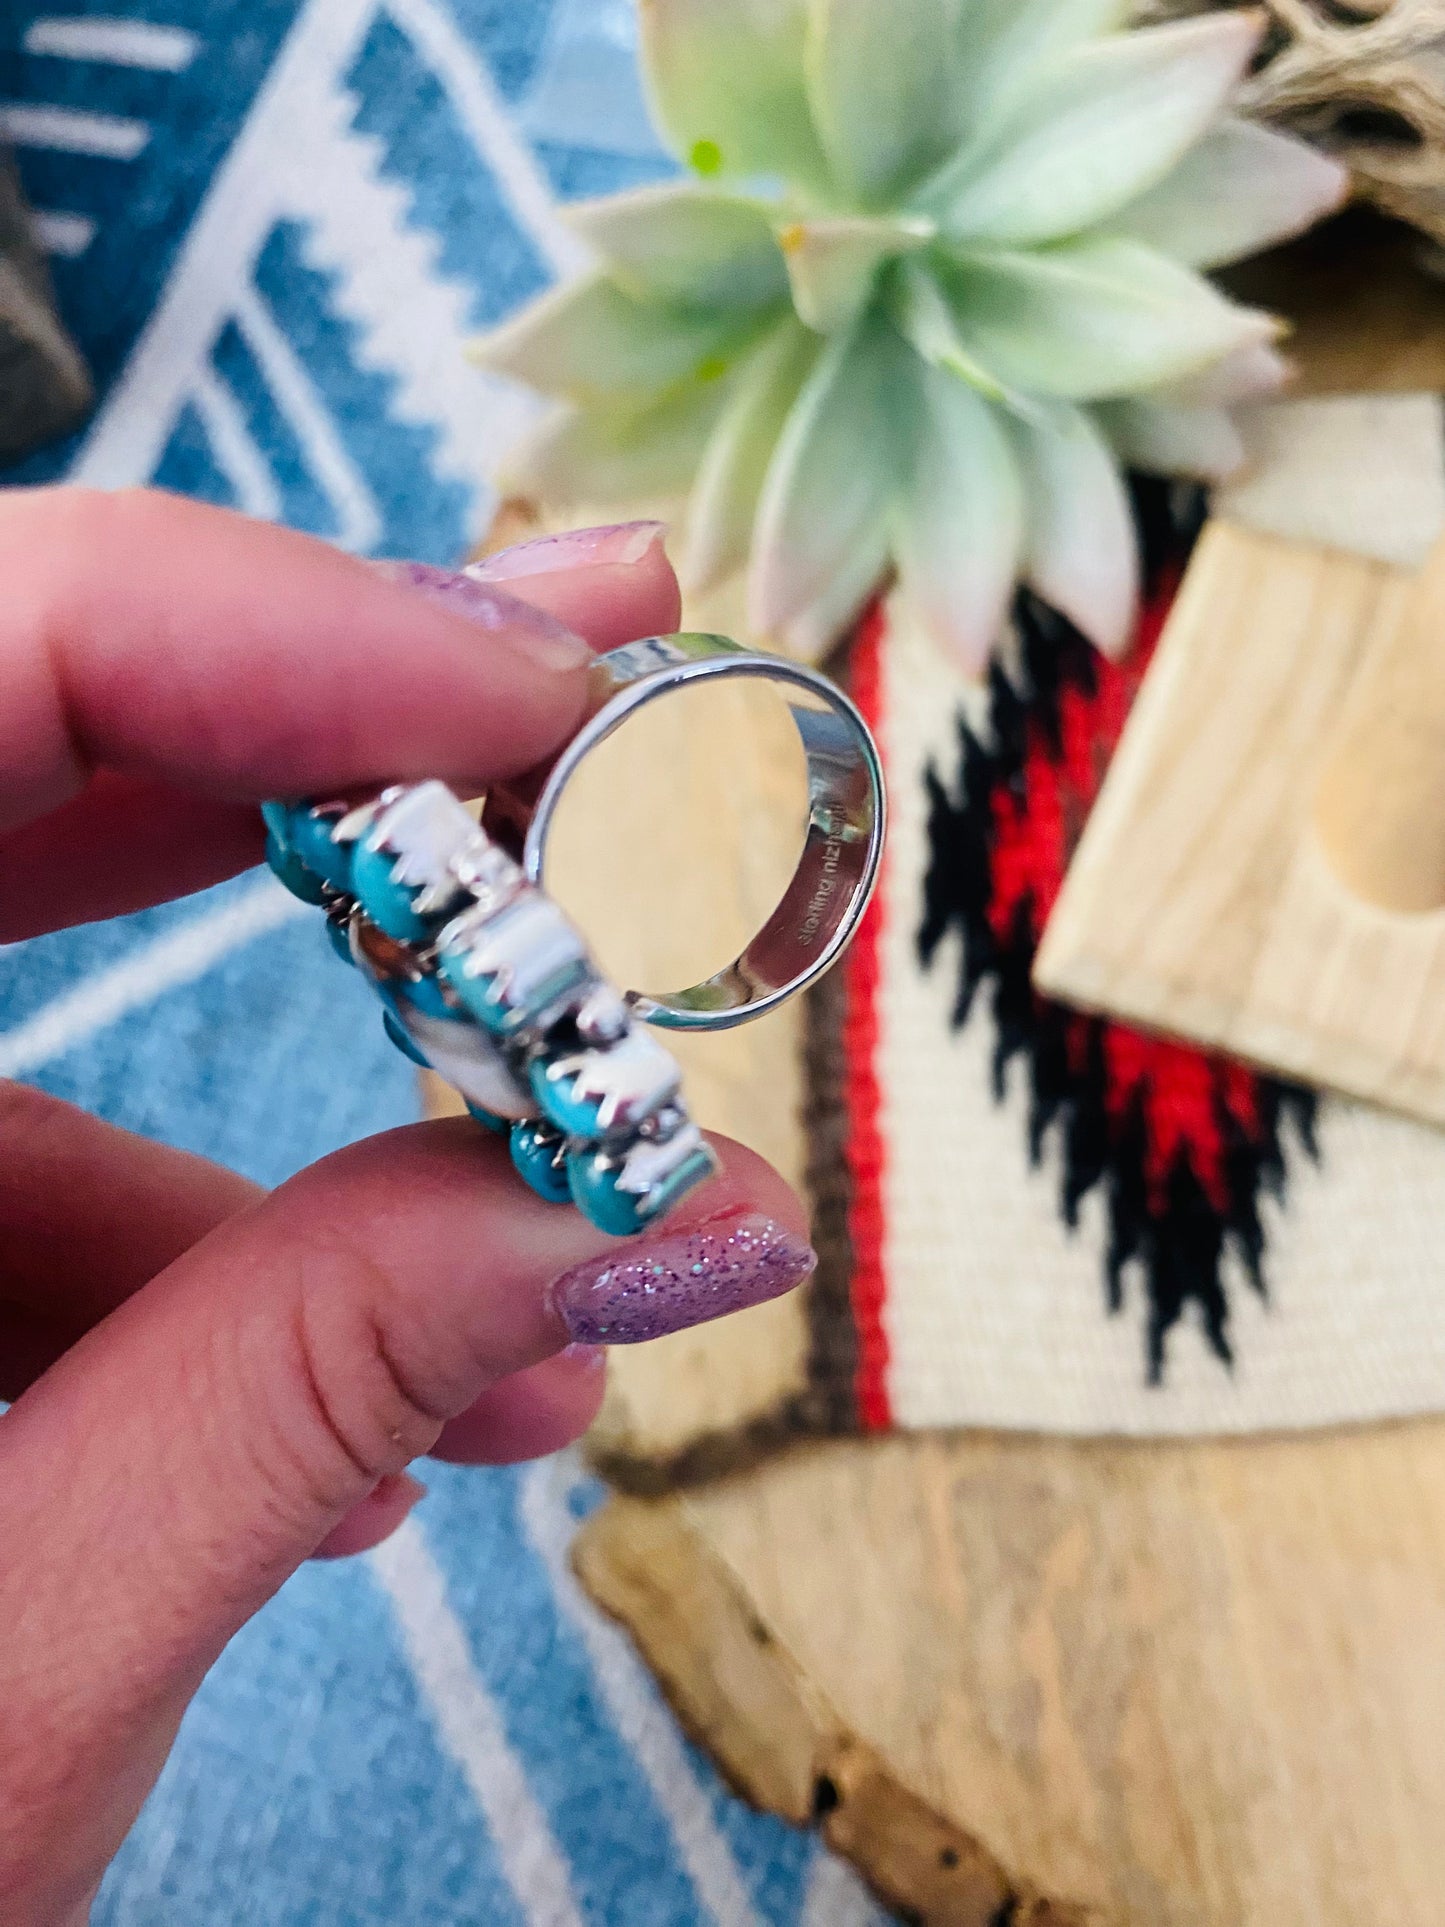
[263,781,717,1235]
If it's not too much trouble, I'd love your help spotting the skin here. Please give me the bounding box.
[0,489,808,1925]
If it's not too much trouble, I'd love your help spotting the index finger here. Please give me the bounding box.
[0,487,607,835]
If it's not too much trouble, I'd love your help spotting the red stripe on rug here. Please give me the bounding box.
[844,602,892,1432]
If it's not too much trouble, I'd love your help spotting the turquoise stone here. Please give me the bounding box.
[530,1058,604,1139]
[510,1119,571,1204]
[324,915,355,966]
[382,1009,431,1068]
[288,806,353,893]
[393,970,457,1022]
[351,839,433,943]
[640,1143,719,1221]
[466,1101,510,1136]
[260,799,292,849]
[435,955,513,1036]
[265,831,327,906]
[567,1142,717,1236]
[438,952,591,1040]
[566,1150,646,1236]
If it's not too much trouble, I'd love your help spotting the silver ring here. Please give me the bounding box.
[260,634,883,1233]
[482,634,885,1033]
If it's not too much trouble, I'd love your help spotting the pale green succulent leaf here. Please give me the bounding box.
[953,0,1132,131]
[888,256,1019,405]
[472,273,764,404]
[803,0,965,205]
[943,238,1280,400]
[1095,397,1246,478]
[783,518,893,658]
[684,318,820,591]
[749,318,898,648]
[781,214,935,332]
[1011,404,1138,656]
[1108,117,1350,270]
[894,365,1025,675]
[565,185,788,310]
[486,0,1345,677]
[638,0,831,190]
[926,13,1261,248]
[1151,337,1289,408]
[500,384,731,506]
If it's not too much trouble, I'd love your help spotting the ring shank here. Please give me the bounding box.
[486,634,885,1033]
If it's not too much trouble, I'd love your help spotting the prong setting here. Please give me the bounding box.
[264,776,718,1233]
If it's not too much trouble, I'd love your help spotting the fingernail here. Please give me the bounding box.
[378,560,590,671]
[549,1211,817,1345]
[560,1341,607,1372]
[468,520,665,585]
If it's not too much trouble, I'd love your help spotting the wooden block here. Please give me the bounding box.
[0,154,91,463]
[1033,520,1445,1126]
[1214,392,1445,571]
[576,1418,1445,1926]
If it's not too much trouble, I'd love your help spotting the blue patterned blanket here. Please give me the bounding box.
[1,4,888,1919]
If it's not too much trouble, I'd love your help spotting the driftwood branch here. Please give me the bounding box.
[1136,1,1445,247]
[0,153,91,465]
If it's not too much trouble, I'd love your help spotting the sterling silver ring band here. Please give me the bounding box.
[481,633,886,1033]
[261,633,883,1234]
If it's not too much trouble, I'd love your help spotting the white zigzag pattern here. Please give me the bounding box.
[71,0,573,523]
[287,74,537,505]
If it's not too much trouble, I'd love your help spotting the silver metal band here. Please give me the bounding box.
[483,634,886,1033]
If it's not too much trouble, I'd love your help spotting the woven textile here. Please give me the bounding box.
[0,4,887,1921]
[790,490,1445,1440]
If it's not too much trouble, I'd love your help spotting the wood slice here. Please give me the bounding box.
[576,1422,1445,1927]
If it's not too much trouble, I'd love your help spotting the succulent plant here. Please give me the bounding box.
[476,0,1348,670]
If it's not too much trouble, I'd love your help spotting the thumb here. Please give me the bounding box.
[0,1120,811,1921]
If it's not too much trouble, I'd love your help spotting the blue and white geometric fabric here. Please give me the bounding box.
[0,5,890,1919]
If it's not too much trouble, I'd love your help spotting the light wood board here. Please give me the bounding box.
[1034,520,1445,1127]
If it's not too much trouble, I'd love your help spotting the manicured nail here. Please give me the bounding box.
[549,1210,817,1345]
[378,560,590,671]
[468,520,665,585]
[560,1341,607,1372]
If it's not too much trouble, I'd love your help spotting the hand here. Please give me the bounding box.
[0,490,815,1926]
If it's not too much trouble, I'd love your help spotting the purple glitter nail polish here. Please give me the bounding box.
[374,560,589,670]
[550,1211,817,1345]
